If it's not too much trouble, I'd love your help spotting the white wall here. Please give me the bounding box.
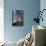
[0,0,4,42]
[40,0,46,27]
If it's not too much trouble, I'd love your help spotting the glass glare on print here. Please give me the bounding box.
[12,10,24,26]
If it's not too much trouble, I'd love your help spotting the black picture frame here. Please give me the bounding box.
[12,10,24,26]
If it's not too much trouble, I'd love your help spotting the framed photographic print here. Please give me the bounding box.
[12,10,24,26]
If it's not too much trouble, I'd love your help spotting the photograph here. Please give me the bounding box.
[12,10,24,26]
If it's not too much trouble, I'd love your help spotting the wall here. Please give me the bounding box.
[0,0,4,42]
[40,0,46,26]
[4,0,40,42]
